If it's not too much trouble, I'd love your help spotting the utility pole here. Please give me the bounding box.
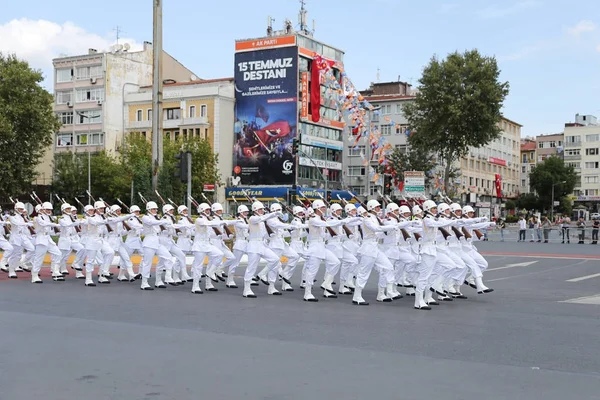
[151,0,163,192]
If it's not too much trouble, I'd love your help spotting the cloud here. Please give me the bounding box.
[0,18,142,87]
[567,20,597,37]
[475,0,539,19]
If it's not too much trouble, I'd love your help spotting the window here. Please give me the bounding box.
[56,133,73,147]
[56,91,72,104]
[521,179,526,187]
[164,108,181,120]
[56,68,73,83]
[566,162,580,169]
[147,109,152,121]
[57,112,73,125]
[76,110,101,124]
[566,135,581,144]
[521,165,526,173]
[585,189,599,196]
[584,161,599,169]
[566,149,580,156]
[136,110,142,121]
[396,104,402,114]
[348,186,363,196]
[76,132,104,146]
[585,134,599,142]
[76,88,104,103]
[347,166,365,176]
[189,105,196,118]
[380,125,391,135]
[586,148,599,156]
[395,124,409,135]
[348,145,365,157]
[200,104,207,117]
[395,145,408,154]
[584,176,599,184]
[76,65,102,80]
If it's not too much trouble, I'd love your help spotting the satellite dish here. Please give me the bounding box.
[190,74,198,81]
[123,43,130,51]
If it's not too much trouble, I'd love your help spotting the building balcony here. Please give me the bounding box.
[563,154,582,161]
[128,120,152,130]
[163,119,181,129]
[564,142,582,148]
[181,116,209,126]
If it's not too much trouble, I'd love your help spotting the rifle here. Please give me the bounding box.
[116,198,131,213]
[240,190,274,236]
[189,195,222,236]
[10,197,36,236]
[167,198,178,208]
[201,193,233,236]
[347,190,387,235]
[86,190,96,204]
[32,191,60,234]
[102,198,130,232]
[56,194,81,232]
[155,190,181,234]
[318,192,352,238]
[138,192,148,205]
[384,195,411,241]
[299,192,337,237]
[401,195,422,241]
[93,196,113,233]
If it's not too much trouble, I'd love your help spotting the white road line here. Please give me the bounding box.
[486,260,589,282]
[559,294,600,304]
[566,273,600,282]
[487,261,538,271]
[484,254,599,260]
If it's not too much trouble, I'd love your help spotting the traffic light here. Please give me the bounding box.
[291,138,299,155]
[174,151,188,183]
[326,190,331,203]
[383,174,392,196]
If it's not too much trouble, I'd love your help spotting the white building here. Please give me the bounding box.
[563,116,600,204]
[36,42,197,185]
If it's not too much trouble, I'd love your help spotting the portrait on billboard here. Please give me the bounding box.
[232,46,299,185]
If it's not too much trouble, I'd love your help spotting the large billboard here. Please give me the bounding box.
[233,45,298,185]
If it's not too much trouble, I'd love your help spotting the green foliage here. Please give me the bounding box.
[51,134,221,207]
[403,49,509,190]
[0,53,60,195]
[515,192,542,212]
[380,146,436,185]
[505,214,519,223]
[528,156,578,212]
[505,199,516,211]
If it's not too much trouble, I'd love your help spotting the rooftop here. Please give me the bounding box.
[521,142,536,151]
[363,94,416,102]
[140,77,233,89]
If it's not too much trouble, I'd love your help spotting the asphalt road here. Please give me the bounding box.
[1,241,599,400]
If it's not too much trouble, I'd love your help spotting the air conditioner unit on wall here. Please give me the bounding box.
[67,102,73,108]
[90,78,97,84]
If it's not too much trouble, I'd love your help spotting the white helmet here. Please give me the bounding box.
[422,200,437,212]
[177,205,188,214]
[146,201,158,211]
[270,203,282,212]
[252,201,265,212]
[450,203,462,213]
[42,201,53,210]
[110,204,121,213]
[412,205,423,215]
[366,199,381,211]
[463,205,475,214]
[130,205,140,213]
[61,203,72,212]
[399,205,411,215]
[385,202,399,214]
[438,202,450,214]
[330,203,343,213]
[237,205,249,214]
[35,204,42,213]
[84,205,94,213]
[211,203,223,213]
[94,201,105,209]
[344,204,356,214]
[14,202,25,210]
[292,206,304,215]
[312,199,326,209]
[163,204,174,214]
[198,203,211,213]
[305,207,314,216]
[357,206,367,215]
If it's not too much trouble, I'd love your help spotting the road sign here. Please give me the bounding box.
[403,171,425,197]
[203,184,215,192]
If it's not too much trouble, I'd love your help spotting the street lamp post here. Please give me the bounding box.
[364,106,381,200]
[76,111,100,204]
[551,180,567,221]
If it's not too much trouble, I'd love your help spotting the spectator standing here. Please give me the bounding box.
[541,216,551,243]
[592,218,599,245]
[498,218,506,242]
[577,218,586,244]
[518,216,527,242]
[561,216,571,244]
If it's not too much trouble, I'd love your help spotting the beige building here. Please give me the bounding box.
[520,138,536,194]
[35,42,197,186]
[124,78,235,202]
[563,118,600,203]
[457,117,522,209]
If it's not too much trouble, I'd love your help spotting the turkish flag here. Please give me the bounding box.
[310,56,335,123]
[254,120,292,147]
[495,174,502,198]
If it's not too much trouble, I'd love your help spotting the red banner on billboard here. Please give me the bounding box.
[495,174,502,198]
[488,157,507,167]
[301,72,308,119]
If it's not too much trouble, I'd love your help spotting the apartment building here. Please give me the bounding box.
[346,81,415,197]
[536,133,564,162]
[124,78,235,202]
[520,138,536,194]
[456,117,522,210]
[563,115,600,203]
[36,42,197,186]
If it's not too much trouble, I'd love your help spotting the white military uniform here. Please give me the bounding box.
[57,205,85,278]
[140,201,173,290]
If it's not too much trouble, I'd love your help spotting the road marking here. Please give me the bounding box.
[487,260,538,271]
[482,252,600,260]
[486,260,589,282]
[559,294,600,304]
[566,273,600,282]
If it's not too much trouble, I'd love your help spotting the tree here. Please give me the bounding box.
[529,156,578,213]
[505,199,516,212]
[515,193,542,213]
[378,145,436,189]
[51,153,88,201]
[403,49,509,191]
[0,53,60,195]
